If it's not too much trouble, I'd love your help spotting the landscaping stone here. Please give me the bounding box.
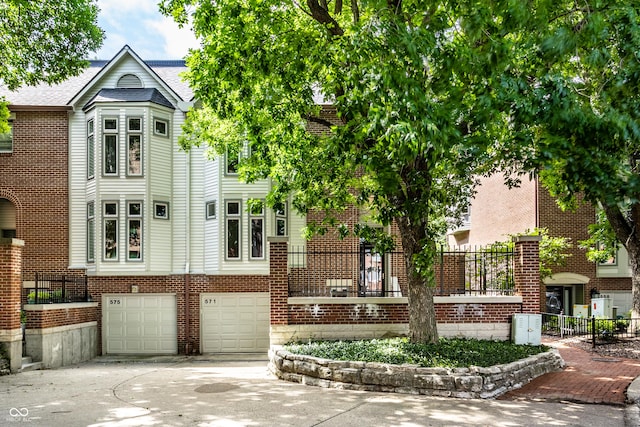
[268,346,565,399]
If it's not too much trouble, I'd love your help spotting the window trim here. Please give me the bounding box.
[225,200,242,260]
[275,203,288,237]
[154,201,170,220]
[154,118,169,137]
[126,116,143,177]
[0,114,14,154]
[249,200,265,260]
[103,201,119,261]
[87,201,95,263]
[102,117,118,176]
[127,201,143,261]
[87,119,95,180]
[206,201,216,220]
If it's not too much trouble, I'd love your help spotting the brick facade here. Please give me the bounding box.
[0,111,69,274]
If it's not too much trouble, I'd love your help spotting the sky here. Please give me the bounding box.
[94,0,199,61]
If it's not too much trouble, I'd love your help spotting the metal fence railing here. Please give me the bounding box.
[542,313,640,347]
[22,273,90,304]
[288,246,515,298]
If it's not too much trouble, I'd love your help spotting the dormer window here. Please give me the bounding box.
[117,74,143,88]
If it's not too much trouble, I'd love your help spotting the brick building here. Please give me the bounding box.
[448,174,632,316]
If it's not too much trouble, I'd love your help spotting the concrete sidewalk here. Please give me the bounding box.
[0,354,627,426]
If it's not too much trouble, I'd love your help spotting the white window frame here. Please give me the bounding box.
[103,117,118,176]
[127,117,143,177]
[0,115,13,153]
[225,200,241,260]
[103,201,118,261]
[87,119,95,179]
[154,201,169,220]
[87,202,95,263]
[154,118,169,137]
[127,201,143,261]
[249,200,265,260]
[275,203,288,237]
[206,201,216,220]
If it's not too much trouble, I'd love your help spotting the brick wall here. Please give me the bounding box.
[24,306,98,329]
[0,239,23,330]
[0,110,69,274]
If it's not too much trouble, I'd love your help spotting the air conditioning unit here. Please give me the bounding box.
[592,298,613,318]
[512,314,542,345]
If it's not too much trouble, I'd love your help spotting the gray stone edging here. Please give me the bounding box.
[268,347,565,399]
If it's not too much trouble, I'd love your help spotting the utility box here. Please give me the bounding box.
[592,298,613,318]
[512,313,542,346]
[573,304,590,318]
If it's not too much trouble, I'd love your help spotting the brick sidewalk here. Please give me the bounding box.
[498,340,640,405]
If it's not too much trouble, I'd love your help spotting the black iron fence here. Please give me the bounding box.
[542,313,640,347]
[288,246,515,298]
[22,273,90,304]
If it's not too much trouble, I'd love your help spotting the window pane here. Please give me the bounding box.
[251,218,263,258]
[227,202,240,215]
[206,201,216,219]
[88,218,95,262]
[0,122,13,153]
[87,134,95,178]
[128,118,141,131]
[276,218,287,236]
[154,119,167,135]
[104,203,117,216]
[128,219,141,259]
[104,219,117,259]
[128,135,141,175]
[104,135,117,174]
[227,218,240,259]
[129,202,141,216]
[104,118,117,130]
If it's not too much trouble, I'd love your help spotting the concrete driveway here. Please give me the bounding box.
[0,355,626,426]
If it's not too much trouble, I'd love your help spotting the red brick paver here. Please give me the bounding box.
[499,340,640,405]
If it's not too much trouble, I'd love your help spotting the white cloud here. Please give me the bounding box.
[146,17,199,59]
[95,0,198,60]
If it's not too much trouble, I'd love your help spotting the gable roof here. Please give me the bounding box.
[0,45,193,109]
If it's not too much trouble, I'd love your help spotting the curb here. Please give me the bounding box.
[625,377,640,427]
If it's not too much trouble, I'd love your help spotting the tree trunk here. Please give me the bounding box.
[396,216,439,344]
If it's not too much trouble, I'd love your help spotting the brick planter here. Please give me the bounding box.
[268,347,565,399]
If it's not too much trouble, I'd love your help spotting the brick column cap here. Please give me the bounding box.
[512,235,542,243]
[267,237,289,244]
[0,238,24,247]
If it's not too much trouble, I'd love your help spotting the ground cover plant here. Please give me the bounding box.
[285,338,549,368]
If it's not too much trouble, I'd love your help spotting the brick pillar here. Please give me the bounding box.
[269,237,289,327]
[513,235,542,313]
[0,238,24,373]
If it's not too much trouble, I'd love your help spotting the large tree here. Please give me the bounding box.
[493,3,640,318]
[0,0,103,131]
[161,1,514,343]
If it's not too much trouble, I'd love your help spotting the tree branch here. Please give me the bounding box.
[307,0,344,36]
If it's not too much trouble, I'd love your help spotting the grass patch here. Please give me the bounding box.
[284,338,549,368]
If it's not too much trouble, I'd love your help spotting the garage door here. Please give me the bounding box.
[103,294,177,354]
[200,293,270,353]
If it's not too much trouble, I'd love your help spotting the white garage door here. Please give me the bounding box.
[201,293,270,353]
[103,294,177,354]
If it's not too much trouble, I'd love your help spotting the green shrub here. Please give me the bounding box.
[284,338,549,368]
[27,289,63,303]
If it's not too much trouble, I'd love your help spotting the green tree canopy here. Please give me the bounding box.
[161,0,524,343]
[0,0,103,90]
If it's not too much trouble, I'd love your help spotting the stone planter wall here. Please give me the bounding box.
[268,347,565,399]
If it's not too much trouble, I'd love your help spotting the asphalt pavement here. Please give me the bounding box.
[0,354,629,427]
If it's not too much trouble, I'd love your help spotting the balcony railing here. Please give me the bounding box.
[22,273,90,304]
[288,246,515,298]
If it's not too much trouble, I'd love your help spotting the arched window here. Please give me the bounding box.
[117,74,143,88]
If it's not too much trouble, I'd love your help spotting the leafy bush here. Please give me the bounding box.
[285,338,549,368]
[27,289,63,303]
